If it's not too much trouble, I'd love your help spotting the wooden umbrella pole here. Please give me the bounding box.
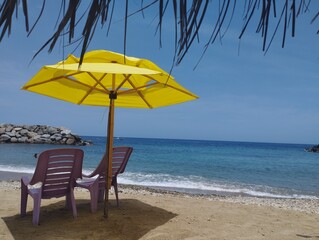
[104,92,116,218]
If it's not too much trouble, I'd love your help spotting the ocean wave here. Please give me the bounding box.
[0,165,95,177]
[118,172,319,200]
[0,165,35,174]
[1,165,317,200]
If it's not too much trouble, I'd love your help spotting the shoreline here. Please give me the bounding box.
[0,170,319,201]
[1,170,318,201]
[0,171,33,181]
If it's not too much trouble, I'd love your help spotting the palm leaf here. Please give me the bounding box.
[0,0,318,66]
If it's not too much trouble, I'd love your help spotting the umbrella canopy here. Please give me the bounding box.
[23,50,197,108]
[22,49,198,217]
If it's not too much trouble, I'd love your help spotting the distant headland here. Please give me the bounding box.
[0,123,92,146]
[305,144,319,153]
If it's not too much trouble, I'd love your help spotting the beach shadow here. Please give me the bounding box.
[2,199,177,240]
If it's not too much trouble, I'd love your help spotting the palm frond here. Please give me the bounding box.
[0,0,318,66]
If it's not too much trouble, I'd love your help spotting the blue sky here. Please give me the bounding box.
[0,2,319,144]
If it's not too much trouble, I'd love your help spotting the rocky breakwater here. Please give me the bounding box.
[0,123,92,146]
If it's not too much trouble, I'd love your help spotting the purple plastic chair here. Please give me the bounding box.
[20,148,84,225]
[76,146,133,212]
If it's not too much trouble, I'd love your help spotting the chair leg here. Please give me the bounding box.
[113,178,119,207]
[66,194,71,210]
[65,189,77,218]
[32,193,42,226]
[69,188,77,218]
[20,181,28,217]
[98,188,105,203]
[89,179,99,213]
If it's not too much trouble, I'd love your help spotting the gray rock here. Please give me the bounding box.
[41,134,51,138]
[5,126,13,132]
[18,137,28,143]
[47,126,58,134]
[51,133,61,138]
[15,133,21,138]
[0,127,5,134]
[65,134,72,139]
[55,136,62,141]
[61,130,71,135]
[31,135,41,142]
[66,138,75,145]
[0,134,10,142]
[20,129,29,135]
[38,138,50,143]
[27,132,38,138]
[50,134,63,142]
[44,139,52,144]
[6,132,16,137]
[10,137,18,143]
[42,127,49,134]
[30,125,38,132]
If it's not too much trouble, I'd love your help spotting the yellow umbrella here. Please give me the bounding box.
[22,49,198,217]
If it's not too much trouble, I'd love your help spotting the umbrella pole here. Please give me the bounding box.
[104,92,116,218]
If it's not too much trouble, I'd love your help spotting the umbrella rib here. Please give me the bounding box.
[74,78,109,94]
[163,82,198,98]
[78,73,108,104]
[114,74,131,92]
[116,73,160,96]
[24,71,109,96]
[141,74,196,98]
[23,72,83,89]
[87,72,110,94]
[126,77,153,108]
[117,82,159,95]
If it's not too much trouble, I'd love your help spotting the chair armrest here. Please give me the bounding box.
[82,173,90,178]
[76,175,99,188]
[82,172,97,178]
[21,176,30,186]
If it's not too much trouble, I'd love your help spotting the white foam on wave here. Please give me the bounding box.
[0,165,35,174]
[238,189,318,199]
[118,172,319,200]
[0,165,95,176]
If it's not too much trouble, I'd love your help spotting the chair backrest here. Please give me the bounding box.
[112,146,133,177]
[30,148,84,199]
[91,146,133,182]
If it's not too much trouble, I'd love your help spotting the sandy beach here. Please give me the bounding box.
[0,175,318,240]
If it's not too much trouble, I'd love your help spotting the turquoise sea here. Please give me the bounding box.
[0,137,318,199]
